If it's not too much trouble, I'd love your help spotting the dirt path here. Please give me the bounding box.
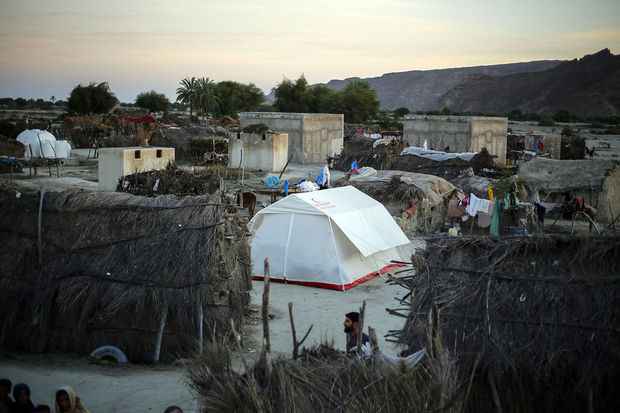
[0,351,199,412]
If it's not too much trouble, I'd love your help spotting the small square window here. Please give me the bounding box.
[262,133,266,140]
[156,149,162,158]
[134,150,141,159]
[237,132,241,139]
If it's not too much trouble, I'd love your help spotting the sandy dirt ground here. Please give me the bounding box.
[0,351,198,412]
[0,254,422,413]
[0,151,420,412]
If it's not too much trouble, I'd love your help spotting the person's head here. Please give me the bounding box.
[0,378,11,398]
[344,311,360,335]
[163,406,183,413]
[55,387,76,413]
[13,383,30,405]
[35,405,51,413]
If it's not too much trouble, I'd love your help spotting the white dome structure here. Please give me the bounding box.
[16,129,57,158]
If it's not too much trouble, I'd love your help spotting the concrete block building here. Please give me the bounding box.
[98,147,175,191]
[229,132,289,172]
[403,115,508,165]
[239,112,343,165]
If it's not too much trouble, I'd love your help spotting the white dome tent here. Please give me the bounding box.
[249,186,410,290]
[16,129,71,158]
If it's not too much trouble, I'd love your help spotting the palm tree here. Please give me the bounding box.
[176,77,198,116]
[192,77,219,121]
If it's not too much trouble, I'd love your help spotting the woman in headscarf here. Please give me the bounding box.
[10,383,34,413]
[54,387,88,413]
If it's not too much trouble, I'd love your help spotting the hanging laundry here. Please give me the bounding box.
[465,193,493,216]
[490,200,501,235]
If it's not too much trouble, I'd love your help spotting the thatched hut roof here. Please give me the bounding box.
[518,157,620,192]
[392,147,497,181]
[0,185,251,362]
[334,136,408,171]
[389,235,620,412]
[0,135,26,157]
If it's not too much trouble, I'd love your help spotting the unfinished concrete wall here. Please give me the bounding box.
[542,134,562,159]
[403,115,508,165]
[403,115,470,152]
[470,117,507,165]
[239,112,343,165]
[228,132,288,172]
[302,114,344,164]
[98,147,175,191]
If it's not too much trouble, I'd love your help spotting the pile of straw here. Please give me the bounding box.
[0,185,251,362]
[388,235,620,412]
[334,136,408,171]
[116,163,220,196]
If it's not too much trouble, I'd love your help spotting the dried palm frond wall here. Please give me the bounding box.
[388,235,620,412]
[0,185,251,362]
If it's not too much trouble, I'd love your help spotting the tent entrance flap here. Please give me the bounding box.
[327,217,346,291]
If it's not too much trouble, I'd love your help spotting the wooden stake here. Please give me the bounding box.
[278,153,295,179]
[154,305,168,362]
[38,187,45,266]
[198,303,204,353]
[262,258,270,353]
[288,302,314,360]
[357,300,366,354]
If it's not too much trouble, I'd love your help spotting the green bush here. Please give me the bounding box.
[537,118,555,127]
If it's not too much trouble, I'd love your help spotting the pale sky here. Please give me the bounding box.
[1,0,619,103]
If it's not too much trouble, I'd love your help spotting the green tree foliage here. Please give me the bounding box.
[273,76,380,123]
[310,85,341,113]
[176,77,199,116]
[192,77,219,119]
[214,81,265,117]
[375,110,399,130]
[135,90,171,113]
[552,110,573,123]
[538,118,555,127]
[67,82,119,115]
[273,75,314,113]
[393,107,410,118]
[340,80,380,123]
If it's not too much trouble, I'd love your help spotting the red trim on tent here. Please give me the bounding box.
[251,263,404,291]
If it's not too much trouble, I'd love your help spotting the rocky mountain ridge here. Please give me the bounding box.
[437,49,620,118]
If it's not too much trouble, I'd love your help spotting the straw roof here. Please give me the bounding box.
[518,157,620,191]
[388,235,620,412]
[0,185,251,362]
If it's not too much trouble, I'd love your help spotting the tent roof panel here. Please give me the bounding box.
[250,186,409,257]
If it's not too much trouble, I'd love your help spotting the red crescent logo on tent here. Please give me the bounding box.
[311,197,320,203]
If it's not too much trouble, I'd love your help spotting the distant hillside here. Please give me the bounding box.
[437,49,620,118]
[266,60,561,111]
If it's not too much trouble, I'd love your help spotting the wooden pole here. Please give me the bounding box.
[154,305,168,362]
[38,187,45,266]
[357,300,366,354]
[278,153,295,179]
[28,144,33,176]
[262,258,270,353]
[368,326,379,360]
[198,303,204,354]
[288,302,298,359]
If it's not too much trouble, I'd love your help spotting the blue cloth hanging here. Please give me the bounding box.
[284,180,289,195]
